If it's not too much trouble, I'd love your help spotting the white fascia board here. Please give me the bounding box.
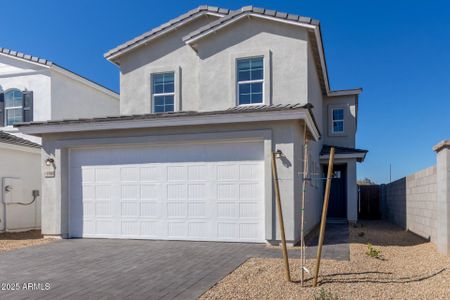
[312,27,331,95]
[0,142,41,154]
[328,89,363,97]
[18,109,321,141]
[106,11,225,62]
[51,65,119,99]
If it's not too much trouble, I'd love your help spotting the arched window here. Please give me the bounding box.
[4,89,23,126]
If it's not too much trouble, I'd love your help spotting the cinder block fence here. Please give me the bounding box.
[381,140,450,255]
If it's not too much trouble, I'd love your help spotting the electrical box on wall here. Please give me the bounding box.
[2,178,24,204]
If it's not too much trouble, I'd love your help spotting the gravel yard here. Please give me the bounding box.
[200,221,450,299]
[0,230,54,253]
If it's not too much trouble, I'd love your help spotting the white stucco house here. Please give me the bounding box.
[0,48,119,232]
[17,6,367,244]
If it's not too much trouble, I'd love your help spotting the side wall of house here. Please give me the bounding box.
[383,166,437,241]
[0,145,41,232]
[304,42,325,233]
[50,70,119,120]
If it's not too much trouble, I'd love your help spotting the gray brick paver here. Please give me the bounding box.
[0,225,348,300]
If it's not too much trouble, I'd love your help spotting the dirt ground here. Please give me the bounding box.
[200,221,450,300]
[0,230,54,253]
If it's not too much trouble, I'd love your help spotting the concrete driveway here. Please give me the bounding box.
[0,224,349,300]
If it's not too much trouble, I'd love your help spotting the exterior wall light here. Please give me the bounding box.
[45,158,55,166]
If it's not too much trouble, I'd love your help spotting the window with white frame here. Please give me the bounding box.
[4,89,23,126]
[152,72,175,113]
[237,57,263,105]
[332,108,344,133]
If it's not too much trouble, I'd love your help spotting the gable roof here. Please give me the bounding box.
[0,47,119,97]
[183,5,333,94]
[0,131,41,149]
[183,6,319,42]
[104,5,231,61]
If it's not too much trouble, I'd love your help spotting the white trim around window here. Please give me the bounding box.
[146,66,181,113]
[331,107,345,134]
[230,50,272,107]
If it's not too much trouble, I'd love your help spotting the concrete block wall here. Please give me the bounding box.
[383,166,437,241]
[382,140,449,256]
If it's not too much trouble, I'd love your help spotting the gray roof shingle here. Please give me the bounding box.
[0,48,53,66]
[0,131,41,149]
[183,6,320,42]
[15,103,314,127]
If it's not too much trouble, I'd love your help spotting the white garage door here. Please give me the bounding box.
[69,141,265,242]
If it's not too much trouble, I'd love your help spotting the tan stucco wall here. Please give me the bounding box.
[118,16,309,114]
[322,94,357,148]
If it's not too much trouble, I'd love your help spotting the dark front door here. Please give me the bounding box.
[324,164,347,219]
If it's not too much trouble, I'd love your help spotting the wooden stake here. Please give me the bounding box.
[313,147,335,287]
[271,151,291,282]
[300,126,309,286]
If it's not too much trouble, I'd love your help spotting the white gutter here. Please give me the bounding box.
[17,109,321,141]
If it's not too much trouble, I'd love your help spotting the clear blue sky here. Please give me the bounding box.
[2,0,449,183]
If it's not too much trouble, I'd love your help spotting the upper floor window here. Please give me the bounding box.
[0,89,33,126]
[332,108,344,133]
[237,57,263,105]
[5,89,23,126]
[152,72,174,113]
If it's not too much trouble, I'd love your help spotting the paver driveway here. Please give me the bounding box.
[0,224,348,300]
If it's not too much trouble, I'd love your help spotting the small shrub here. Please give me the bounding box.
[314,288,338,300]
[366,243,381,258]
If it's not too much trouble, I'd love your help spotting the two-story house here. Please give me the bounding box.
[0,48,119,232]
[17,6,367,244]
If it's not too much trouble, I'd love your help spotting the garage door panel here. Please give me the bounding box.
[140,167,160,182]
[140,201,160,217]
[69,141,265,242]
[121,201,139,217]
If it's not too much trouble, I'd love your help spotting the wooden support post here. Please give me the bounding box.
[313,147,335,287]
[271,151,291,282]
[300,127,309,286]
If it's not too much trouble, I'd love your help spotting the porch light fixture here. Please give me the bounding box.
[45,158,54,166]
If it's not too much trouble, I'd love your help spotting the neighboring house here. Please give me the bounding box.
[17,6,367,244]
[0,48,120,232]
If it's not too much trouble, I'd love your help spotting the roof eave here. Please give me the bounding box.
[320,152,367,163]
[16,109,321,141]
[328,88,363,97]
